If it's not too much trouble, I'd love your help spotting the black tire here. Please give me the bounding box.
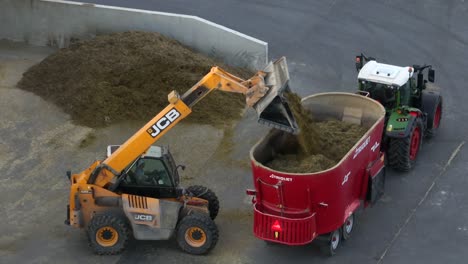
[176,213,219,255]
[422,84,442,138]
[319,229,341,256]
[426,98,442,138]
[387,119,423,171]
[187,185,219,220]
[87,214,130,255]
[341,214,354,240]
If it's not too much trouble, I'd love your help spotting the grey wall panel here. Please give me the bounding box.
[0,0,268,69]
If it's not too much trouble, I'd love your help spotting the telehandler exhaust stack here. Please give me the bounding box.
[250,57,298,134]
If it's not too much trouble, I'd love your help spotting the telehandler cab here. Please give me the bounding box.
[355,54,443,171]
[65,57,297,255]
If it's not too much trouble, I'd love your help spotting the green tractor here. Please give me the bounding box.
[355,54,443,171]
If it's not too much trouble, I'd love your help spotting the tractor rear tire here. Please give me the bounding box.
[176,213,219,255]
[422,83,442,138]
[425,98,442,139]
[387,119,423,171]
[87,214,130,255]
[187,185,219,220]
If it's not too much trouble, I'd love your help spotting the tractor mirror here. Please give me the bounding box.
[428,69,435,82]
[355,55,364,72]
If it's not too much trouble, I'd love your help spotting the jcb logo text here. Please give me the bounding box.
[134,214,153,221]
[147,109,181,138]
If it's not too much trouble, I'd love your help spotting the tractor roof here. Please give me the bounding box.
[358,60,413,87]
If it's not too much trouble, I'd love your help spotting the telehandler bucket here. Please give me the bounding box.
[250,57,299,134]
[178,56,298,134]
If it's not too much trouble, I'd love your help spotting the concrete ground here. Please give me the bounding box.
[2,0,468,263]
[0,40,252,263]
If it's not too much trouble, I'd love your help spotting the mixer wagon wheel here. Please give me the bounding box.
[387,119,423,171]
[187,185,219,220]
[341,213,355,240]
[320,229,341,256]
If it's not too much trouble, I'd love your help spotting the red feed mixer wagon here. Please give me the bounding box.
[247,92,386,255]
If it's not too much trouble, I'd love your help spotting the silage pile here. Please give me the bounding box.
[18,31,252,128]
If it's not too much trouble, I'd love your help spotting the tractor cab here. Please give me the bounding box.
[355,55,436,113]
[354,53,442,172]
[356,60,413,112]
[107,145,184,199]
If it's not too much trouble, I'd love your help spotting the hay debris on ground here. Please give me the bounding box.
[18,31,253,128]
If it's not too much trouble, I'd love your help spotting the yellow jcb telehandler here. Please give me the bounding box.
[65,57,297,255]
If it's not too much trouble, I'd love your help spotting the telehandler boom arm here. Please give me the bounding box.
[87,57,297,187]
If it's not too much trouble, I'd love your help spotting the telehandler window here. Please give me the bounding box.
[125,158,173,188]
[144,159,172,187]
[119,158,178,198]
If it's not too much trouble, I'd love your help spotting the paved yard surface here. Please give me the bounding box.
[2,0,468,263]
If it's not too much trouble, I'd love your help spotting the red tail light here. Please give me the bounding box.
[271,220,282,232]
[409,112,418,117]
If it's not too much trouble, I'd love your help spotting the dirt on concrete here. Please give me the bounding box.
[17,31,253,128]
[265,93,368,173]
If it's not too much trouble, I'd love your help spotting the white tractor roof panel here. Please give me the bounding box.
[358,61,413,86]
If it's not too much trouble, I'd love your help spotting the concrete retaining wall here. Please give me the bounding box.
[0,0,268,69]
